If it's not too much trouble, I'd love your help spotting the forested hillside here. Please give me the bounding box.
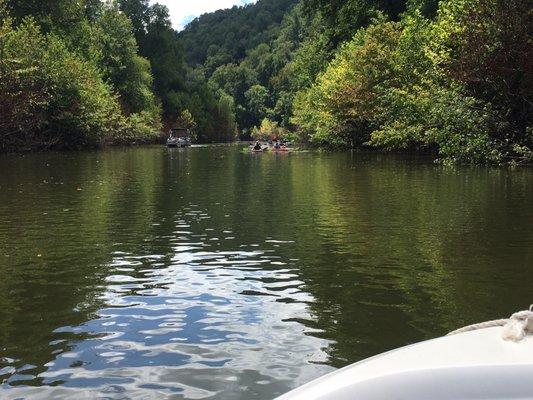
[181,0,530,163]
[1,0,531,162]
[180,0,298,66]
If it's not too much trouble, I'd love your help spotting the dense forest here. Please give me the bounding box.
[0,0,531,163]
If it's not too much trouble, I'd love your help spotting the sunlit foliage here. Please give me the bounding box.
[292,0,531,163]
[0,0,160,150]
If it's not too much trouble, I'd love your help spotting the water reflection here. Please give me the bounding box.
[0,146,531,399]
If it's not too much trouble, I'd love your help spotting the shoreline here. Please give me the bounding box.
[1,141,530,167]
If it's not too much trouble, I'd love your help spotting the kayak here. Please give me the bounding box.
[271,147,290,153]
[276,309,533,400]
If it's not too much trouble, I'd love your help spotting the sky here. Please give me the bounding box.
[151,0,256,30]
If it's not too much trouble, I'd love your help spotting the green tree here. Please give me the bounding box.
[7,0,85,30]
[0,0,161,150]
[216,94,238,142]
[0,16,123,149]
[95,4,158,115]
[0,9,51,148]
[245,85,271,126]
[118,0,186,123]
[302,0,408,43]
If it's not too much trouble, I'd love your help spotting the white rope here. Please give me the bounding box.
[448,305,533,341]
[447,319,509,335]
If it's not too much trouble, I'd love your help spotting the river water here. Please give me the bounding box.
[0,145,531,399]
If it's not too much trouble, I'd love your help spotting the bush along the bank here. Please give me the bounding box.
[0,0,160,151]
[291,0,532,164]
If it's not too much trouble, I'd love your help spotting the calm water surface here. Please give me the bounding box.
[0,145,531,399]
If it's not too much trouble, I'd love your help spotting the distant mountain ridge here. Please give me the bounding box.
[179,0,298,66]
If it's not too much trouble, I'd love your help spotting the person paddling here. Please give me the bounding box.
[253,141,262,151]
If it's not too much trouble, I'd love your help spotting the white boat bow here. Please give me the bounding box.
[276,308,533,400]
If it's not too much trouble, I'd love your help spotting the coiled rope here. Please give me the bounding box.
[447,305,533,341]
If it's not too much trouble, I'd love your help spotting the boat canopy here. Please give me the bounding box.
[170,128,189,138]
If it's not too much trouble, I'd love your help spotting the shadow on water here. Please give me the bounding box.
[0,145,531,399]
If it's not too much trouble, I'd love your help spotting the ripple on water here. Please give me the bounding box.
[1,205,333,399]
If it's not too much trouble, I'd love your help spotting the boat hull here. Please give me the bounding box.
[276,327,533,400]
[167,140,191,148]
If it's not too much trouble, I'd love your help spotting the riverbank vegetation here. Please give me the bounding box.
[1,0,531,162]
[0,0,161,150]
[0,0,237,150]
[291,0,532,164]
[179,0,531,163]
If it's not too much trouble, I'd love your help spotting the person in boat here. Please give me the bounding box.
[253,141,262,151]
[274,140,281,150]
